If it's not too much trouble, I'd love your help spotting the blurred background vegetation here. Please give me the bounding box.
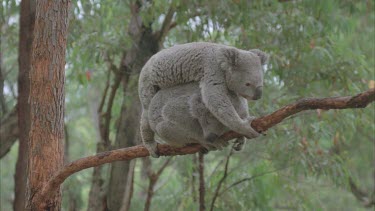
[1,0,374,210]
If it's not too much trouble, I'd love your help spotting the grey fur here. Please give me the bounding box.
[148,83,249,151]
[139,42,267,157]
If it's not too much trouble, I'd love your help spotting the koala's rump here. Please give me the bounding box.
[148,84,204,145]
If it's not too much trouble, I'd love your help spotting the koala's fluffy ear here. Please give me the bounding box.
[218,47,239,71]
[250,49,268,65]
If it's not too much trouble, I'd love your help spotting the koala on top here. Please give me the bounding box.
[139,42,268,157]
[148,82,250,152]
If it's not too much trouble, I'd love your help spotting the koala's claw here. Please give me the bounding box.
[233,137,246,151]
[200,148,209,154]
[145,142,159,158]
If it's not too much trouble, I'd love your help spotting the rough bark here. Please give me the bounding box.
[30,88,375,207]
[25,0,70,210]
[0,107,18,158]
[14,0,34,210]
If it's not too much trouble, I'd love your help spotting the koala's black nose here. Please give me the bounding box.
[253,86,262,100]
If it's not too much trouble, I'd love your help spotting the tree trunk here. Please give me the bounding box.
[14,0,34,210]
[25,0,70,210]
[106,83,140,211]
[105,1,159,209]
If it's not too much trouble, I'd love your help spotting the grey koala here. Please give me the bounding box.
[139,42,268,157]
[148,82,250,151]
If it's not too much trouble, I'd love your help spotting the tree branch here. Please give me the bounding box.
[349,177,375,207]
[33,89,375,209]
[218,166,290,196]
[155,5,176,43]
[198,152,205,211]
[0,106,18,158]
[210,150,233,211]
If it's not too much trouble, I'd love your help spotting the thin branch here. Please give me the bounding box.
[98,66,112,113]
[218,166,290,196]
[207,156,226,181]
[191,154,198,202]
[156,157,173,177]
[155,5,176,43]
[144,157,173,211]
[102,72,122,146]
[154,10,203,41]
[0,106,18,158]
[32,89,375,209]
[167,21,178,31]
[198,152,205,211]
[210,150,233,211]
[349,177,375,207]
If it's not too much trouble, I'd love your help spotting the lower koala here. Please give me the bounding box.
[148,83,254,152]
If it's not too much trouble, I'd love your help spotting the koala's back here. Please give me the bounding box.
[141,42,223,89]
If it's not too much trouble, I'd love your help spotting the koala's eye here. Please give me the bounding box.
[245,83,251,87]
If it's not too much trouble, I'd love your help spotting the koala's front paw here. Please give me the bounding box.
[241,118,260,139]
[145,142,159,158]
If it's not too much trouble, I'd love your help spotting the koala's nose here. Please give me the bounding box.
[253,86,262,100]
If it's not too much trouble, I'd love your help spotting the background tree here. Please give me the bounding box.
[14,0,34,210]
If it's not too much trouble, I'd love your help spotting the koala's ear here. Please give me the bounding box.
[218,47,239,71]
[250,49,268,65]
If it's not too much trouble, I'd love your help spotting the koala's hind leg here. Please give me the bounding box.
[140,110,159,158]
[156,121,219,152]
[204,133,230,150]
[232,136,246,151]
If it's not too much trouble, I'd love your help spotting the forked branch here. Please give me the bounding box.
[33,89,375,209]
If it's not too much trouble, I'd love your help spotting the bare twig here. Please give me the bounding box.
[349,177,375,207]
[156,157,173,177]
[155,5,176,43]
[102,72,122,146]
[32,89,375,209]
[198,152,205,211]
[0,106,18,158]
[210,150,233,211]
[144,157,173,211]
[192,154,198,202]
[218,166,290,196]
[98,67,111,113]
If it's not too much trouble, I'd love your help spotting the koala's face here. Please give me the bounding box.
[225,51,264,101]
